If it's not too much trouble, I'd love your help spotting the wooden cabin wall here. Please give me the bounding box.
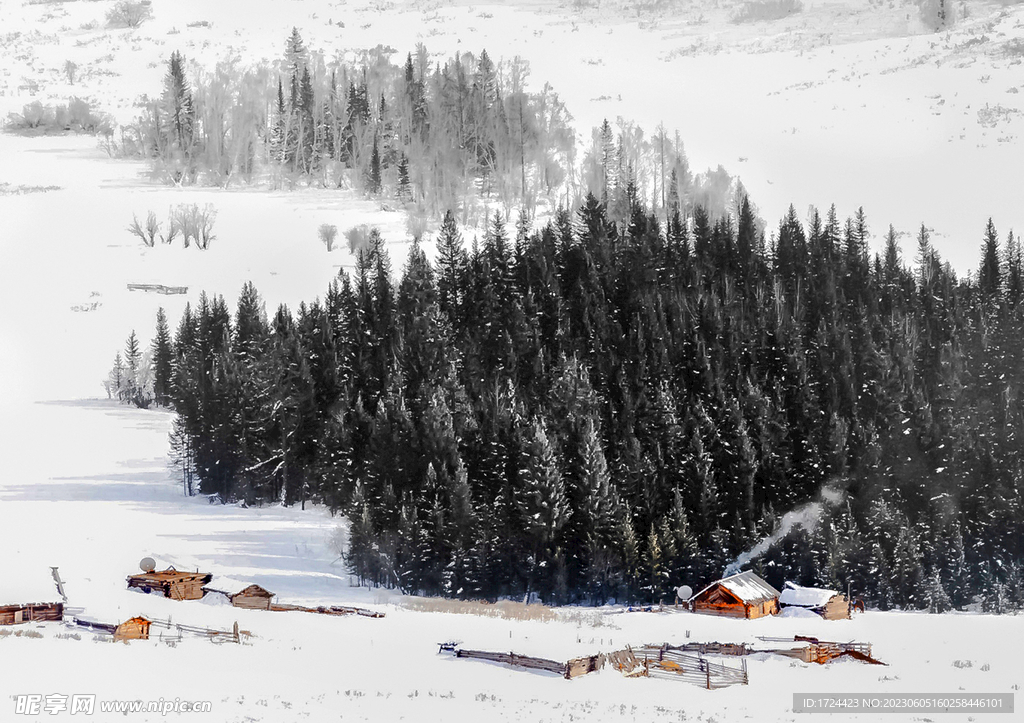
[0,603,63,625]
[822,596,851,620]
[231,595,272,610]
[692,602,747,618]
[114,618,151,641]
[167,579,207,601]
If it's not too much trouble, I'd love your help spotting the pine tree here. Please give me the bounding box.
[435,210,468,329]
[152,308,174,406]
[105,352,126,401]
[517,417,567,600]
[979,218,1001,301]
[160,51,195,182]
[644,522,664,603]
[368,134,382,194]
[925,566,951,613]
[396,153,411,203]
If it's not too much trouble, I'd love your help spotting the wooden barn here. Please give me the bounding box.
[778,582,851,620]
[1,567,64,625]
[690,571,780,619]
[113,616,151,641]
[126,567,212,601]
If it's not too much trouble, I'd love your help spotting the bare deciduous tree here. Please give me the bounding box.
[318,223,338,252]
[106,0,153,29]
[194,204,217,250]
[160,205,180,244]
[63,60,78,85]
[127,211,159,247]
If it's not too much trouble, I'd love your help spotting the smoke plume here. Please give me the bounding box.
[723,482,845,577]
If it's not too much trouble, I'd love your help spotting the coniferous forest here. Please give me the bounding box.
[111,34,1024,613]
[125,200,1024,613]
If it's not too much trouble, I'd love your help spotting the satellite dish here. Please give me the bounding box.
[139,557,156,573]
[676,585,693,602]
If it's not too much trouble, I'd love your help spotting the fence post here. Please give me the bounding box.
[706,665,711,690]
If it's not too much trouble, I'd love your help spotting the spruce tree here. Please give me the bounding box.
[151,308,174,406]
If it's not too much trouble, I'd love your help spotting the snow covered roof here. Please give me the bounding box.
[694,571,780,604]
[779,581,840,608]
[0,565,62,607]
[202,577,273,597]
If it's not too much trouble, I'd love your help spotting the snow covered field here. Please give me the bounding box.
[2,0,1024,720]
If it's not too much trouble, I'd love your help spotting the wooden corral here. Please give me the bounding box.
[778,582,851,620]
[0,602,63,625]
[113,616,151,641]
[690,571,780,619]
[127,567,212,601]
[627,645,749,689]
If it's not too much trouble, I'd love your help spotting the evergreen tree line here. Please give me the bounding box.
[127,197,1024,610]
[122,31,740,230]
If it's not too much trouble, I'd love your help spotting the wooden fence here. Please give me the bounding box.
[127,283,188,295]
[755,636,885,665]
[268,603,385,618]
[446,644,749,686]
[74,616,248,643]
[453,648,567,676]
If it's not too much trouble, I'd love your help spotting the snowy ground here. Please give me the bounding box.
[2,0,1024,720]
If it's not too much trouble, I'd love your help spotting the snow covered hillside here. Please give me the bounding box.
[3,0,1024,268]
[2,0,1024,720]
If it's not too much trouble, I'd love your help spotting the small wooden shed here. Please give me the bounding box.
[691,571,780,619]
[779,582,851,620]
[113,616,151,641]
[126,567,212,601]
[228,584,275,610]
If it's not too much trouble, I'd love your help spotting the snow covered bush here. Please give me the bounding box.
[5,98,109,134]
[106,0,152,29]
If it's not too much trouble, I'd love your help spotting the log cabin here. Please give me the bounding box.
[690,571,780,619]
[126,567,212,601]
